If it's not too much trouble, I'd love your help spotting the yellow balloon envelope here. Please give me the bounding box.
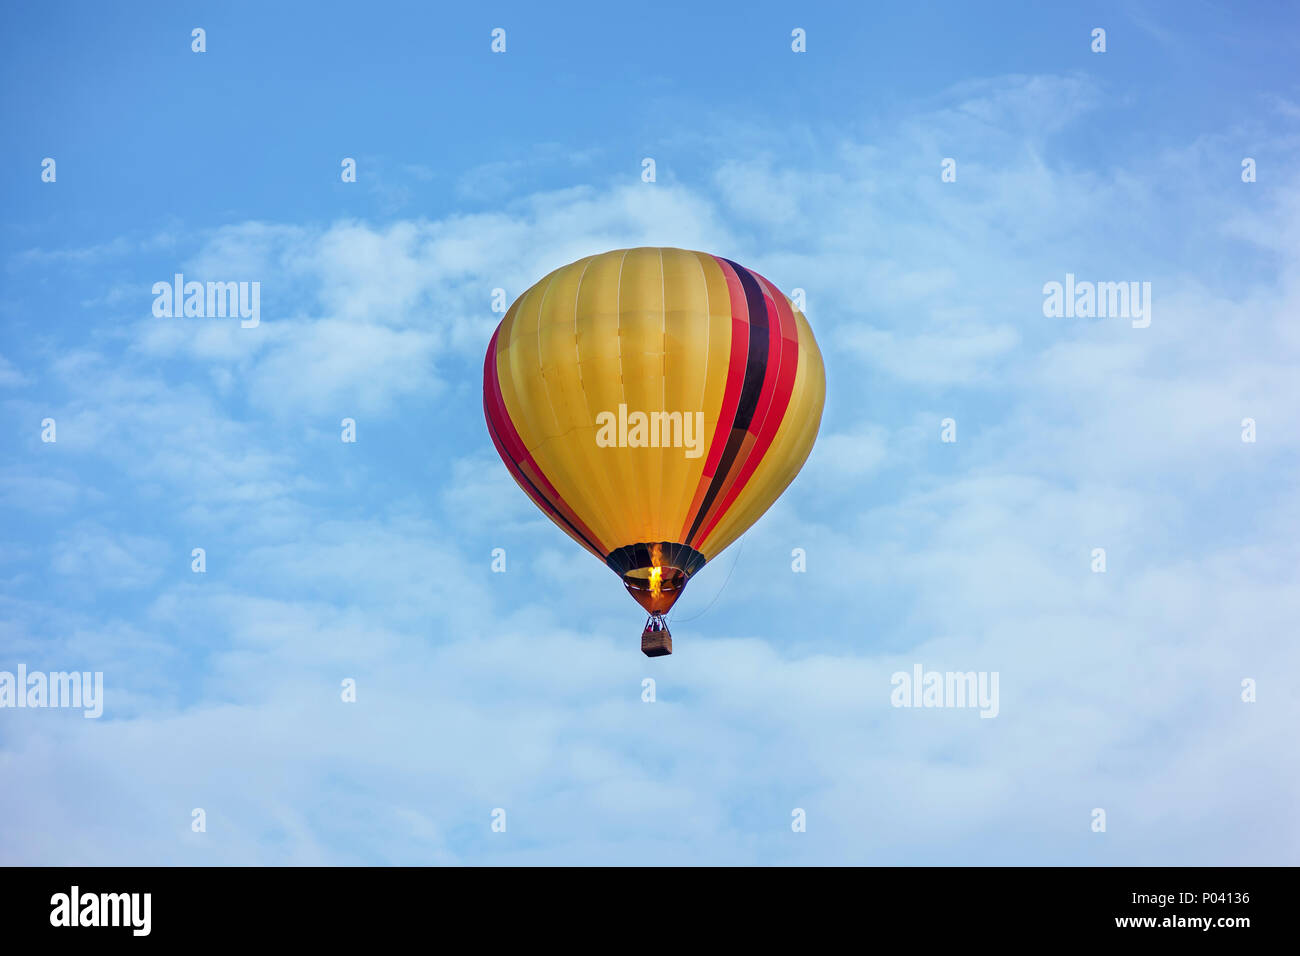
[483,247,825,655]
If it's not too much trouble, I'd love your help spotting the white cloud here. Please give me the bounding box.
[2,71,1298,865]
[50,523,166,591]
[837,323,1021,386]
[0,353,30,387]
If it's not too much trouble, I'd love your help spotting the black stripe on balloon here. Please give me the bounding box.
[684,260,771,546]
[726,261,771,431]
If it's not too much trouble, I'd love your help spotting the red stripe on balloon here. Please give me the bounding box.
[678,255,751,542]
[482,327,608,558]
[693,269,800,546]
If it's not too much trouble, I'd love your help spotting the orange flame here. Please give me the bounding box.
[649,565,663,598]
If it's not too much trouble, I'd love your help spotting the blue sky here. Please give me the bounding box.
[2,0,1298,864]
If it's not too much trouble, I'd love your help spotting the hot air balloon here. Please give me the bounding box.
[483,247,825,656]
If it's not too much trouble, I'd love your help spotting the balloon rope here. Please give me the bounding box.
[669,535,745,624]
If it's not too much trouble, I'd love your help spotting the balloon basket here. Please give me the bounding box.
[641,614,672,657]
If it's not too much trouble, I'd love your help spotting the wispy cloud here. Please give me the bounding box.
[2,66,1298,865]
